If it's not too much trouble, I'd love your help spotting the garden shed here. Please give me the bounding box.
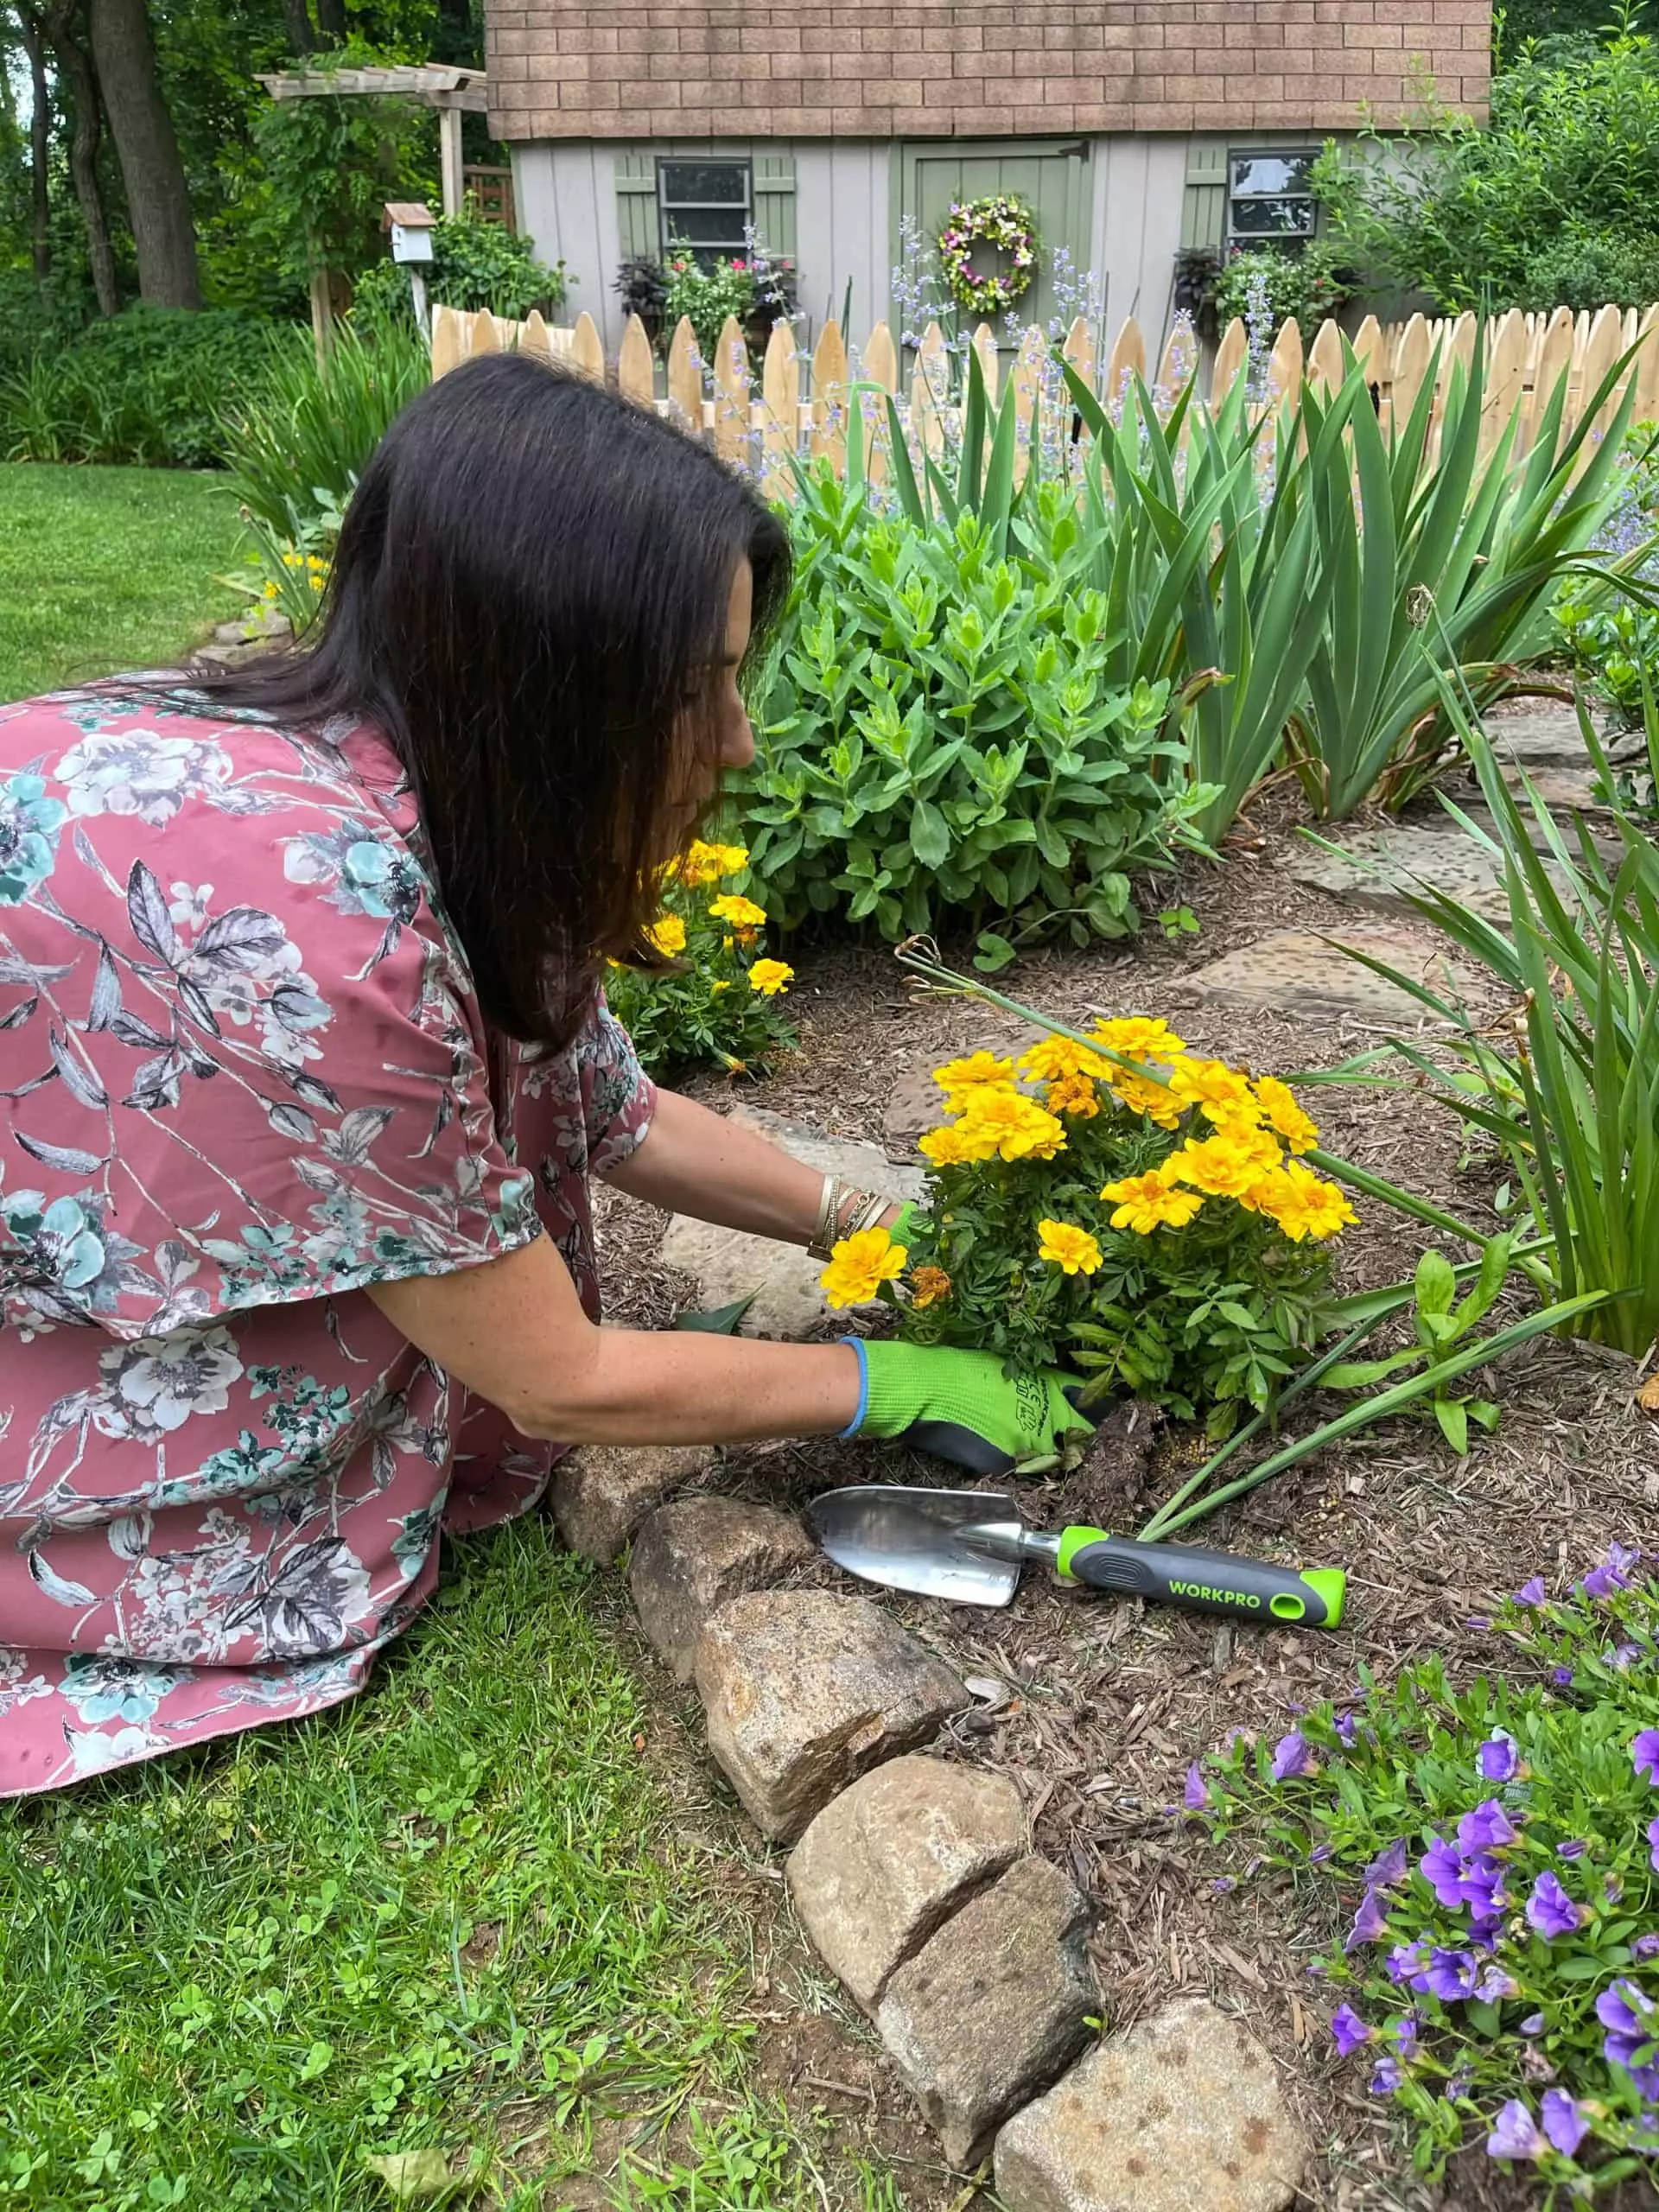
[481,0,1491,349]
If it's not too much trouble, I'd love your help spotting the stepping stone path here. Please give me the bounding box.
[659,1103,925,1337]
[694,1590,968,1840]
[1177,924,1471,1027]
[629,1496,813,1682]
[875,1853,1096,2168]
[994,1996,1307,2212]
[787,1753,1027,2008]
[558,1110,1325,2196]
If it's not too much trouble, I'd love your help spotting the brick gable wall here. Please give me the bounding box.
[486,1,1490,140]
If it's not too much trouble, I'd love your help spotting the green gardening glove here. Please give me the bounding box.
[842,1338,1095,1478]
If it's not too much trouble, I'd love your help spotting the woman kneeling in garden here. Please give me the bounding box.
[0,354,1090,1796]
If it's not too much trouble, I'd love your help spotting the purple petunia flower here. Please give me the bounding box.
[1606,1642,1644,1669]
[1486,2099,1544,2161]
[1557,1839,1588,1860]
[1331,2003,1373,2056]
[1334,1712,1359,1746]
[1607,1873,1625,1904]
[1387,1942,1426,1985]
[1581,1543,1641,1601]
[1422,1837,1466,1908]
[1521,2012,1546,2035]
[1459,1800,1519,1853]
[1345,1885,1389,1952]
[1365,1838,1409,1888]
[1635,1930,1659,1960]
[1421,1947,1478,2002]
[1211,1876,1236,1894]
[1553,1665,1575,1687]
[1309,1841,1335,1864]
[1475,1964,1521,2002]
[1459,1852,1510,1929]
[1370,2054,1402,2094]
[1598,1980,1659,2096]
[1478,1732,1518,1783]
[1634,1729,1659,1786]
[1271,1731,1314,1781]
[1394,2014,1420,2056]
[1541,2088,1588,2157]
[1515,1576,1548,1607]
[1184,1762,1208,1811]
[1527,1870,1586,1942]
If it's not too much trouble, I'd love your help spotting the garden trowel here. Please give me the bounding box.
[807,1484,1346,1630]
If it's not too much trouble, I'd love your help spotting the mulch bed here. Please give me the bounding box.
[593,769,1659,2212]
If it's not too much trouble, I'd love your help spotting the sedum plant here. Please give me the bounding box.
[1191,1548,1659,2191]
[603,839,796,1079]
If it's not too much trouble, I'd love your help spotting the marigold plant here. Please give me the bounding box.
[603,841,796,1079]
[894,1018,1356,1422]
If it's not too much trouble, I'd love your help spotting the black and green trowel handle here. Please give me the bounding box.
[983,1525,1345,1629]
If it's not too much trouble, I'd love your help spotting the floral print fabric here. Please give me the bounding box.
[0,688,655,1795]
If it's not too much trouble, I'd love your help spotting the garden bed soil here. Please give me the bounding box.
[594,768,1659,2211]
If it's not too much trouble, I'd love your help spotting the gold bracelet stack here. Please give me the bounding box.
[806,1173,893,1261]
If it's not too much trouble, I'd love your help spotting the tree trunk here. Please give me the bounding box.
[313,0,346,42]
[280,0,313,53]
[13,4,53,282]
[86,0,200,308]
[45,1,119,315]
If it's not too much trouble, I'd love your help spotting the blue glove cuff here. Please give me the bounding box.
[837,1337,868,1437]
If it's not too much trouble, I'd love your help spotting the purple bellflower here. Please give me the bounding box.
[1345,1885,1389,1952]
[1486,2100,1544,2162]
[1271,1731,1314,1782]
[1526,1870,1586,1942]
[1364,1838,1408,1888]
[1478,1732,1518,1783]
[1633,1728,1659,1786]
[1330,2003,1372,2056]
[1541,2088,1588,2158]
[1458,1800,1519,1853]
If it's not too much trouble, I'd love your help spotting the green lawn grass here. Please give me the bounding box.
[0,463,249,702]
[1,1523,893,2211]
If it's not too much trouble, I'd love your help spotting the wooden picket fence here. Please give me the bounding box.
[430,298,1659,499]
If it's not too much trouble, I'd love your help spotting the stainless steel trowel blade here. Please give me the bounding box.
[806,1484,1023,1607]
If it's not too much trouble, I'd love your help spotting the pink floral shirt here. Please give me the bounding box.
[0,686,655,1796]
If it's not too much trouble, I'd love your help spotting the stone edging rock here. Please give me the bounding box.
[550,1440,1311,2206]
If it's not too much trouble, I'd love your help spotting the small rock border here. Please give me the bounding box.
[554,1443,1311,2208]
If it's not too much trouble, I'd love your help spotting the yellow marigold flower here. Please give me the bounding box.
[645,913,686,957]
[709,978,730,994]
[1251,1160,1357,1243]
[918,1123,986,1166]
[1099,1171,1205,1235]
[909,1264,952,1310]
[711,842,748,875]
[671,842,719,887]
[933,1051,1015,1114]
[1017,1035,1108,1084]
[734,925,760,950]
[1046,1073,1100,1119]
[1090,1015,1187,1061]
[1104,1069,1183,1130]
[710,893,767,929]
[957,1087,1066,1162]
[1165,1128,1282,1199]
[820,1224,907,1308]
[1253,1074,1319,1155]
[747,958,793,996]
[1169,1055,1259,1127]
[1037,1219,1103,1274]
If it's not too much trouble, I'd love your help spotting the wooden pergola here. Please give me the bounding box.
[256,63,492,354]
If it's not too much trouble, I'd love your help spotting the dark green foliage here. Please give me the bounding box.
[1208,240,1356,340]
[1315,29,1659,314]
[0,305,284,466]
[352,213,566,327]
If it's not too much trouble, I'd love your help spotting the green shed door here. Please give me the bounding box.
[895,139,1090,341]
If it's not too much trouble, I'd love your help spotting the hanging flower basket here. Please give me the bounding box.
[937,194,1039,317]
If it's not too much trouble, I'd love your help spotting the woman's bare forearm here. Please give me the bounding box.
[603,1086,904,1243]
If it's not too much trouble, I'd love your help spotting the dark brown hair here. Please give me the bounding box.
[188,350,789,1046]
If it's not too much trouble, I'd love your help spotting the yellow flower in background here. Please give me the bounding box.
[1169,1055,1258,1127]
[709,978,730,994]
[1103,1067,1184,1129]
[957,1087,1066,1162]
[710,893,767,929]
[1165,1128,1281,1198]
[909,1264,952,1310]
[1099,1171,1205,1234]
[1017,1035,1108,1084]
[1037,1219,1103,1274]
[673,839,750,887]
[645,913,687,957]
[1253,1074,1319,1156]
[747,958,793,996]
[820,1224,908,1308]
[1045,1073,1100,1120]
[1090,1015,1187,1061]
[918,1123,985,1166]
[933,1051,1015,1113]
[1249,1160,1357,1242]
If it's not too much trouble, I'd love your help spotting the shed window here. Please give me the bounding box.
[658,158,753,264]
[1227,151,1318,248]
